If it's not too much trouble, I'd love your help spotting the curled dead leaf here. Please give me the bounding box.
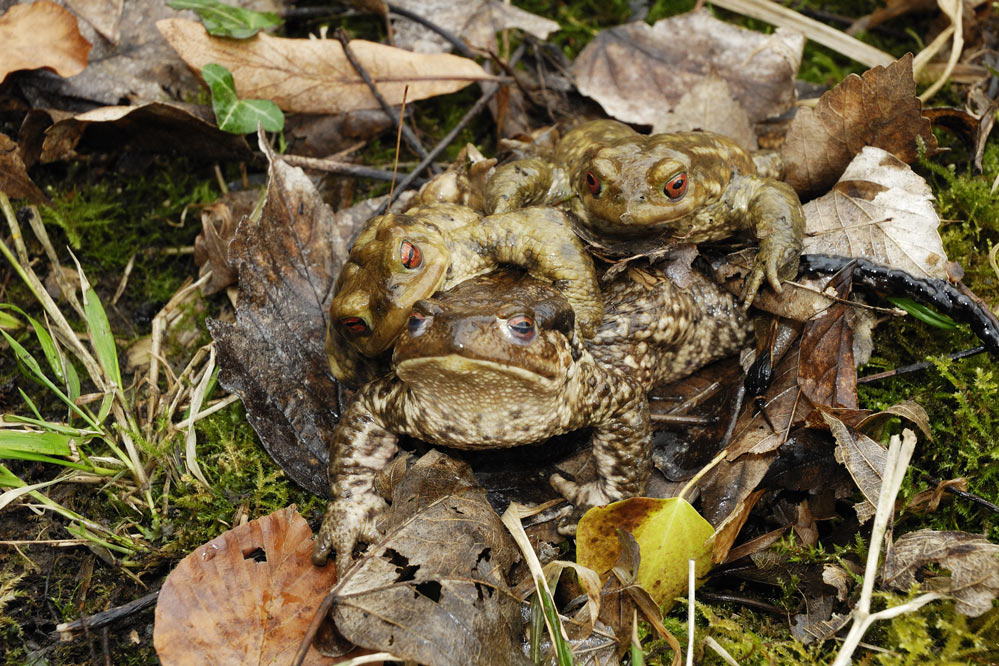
[782,53,937,197]
[390,0,559,54]
[0,134,48,204]
[883,530,999,617]
[0,0,91,82]
[158,18,492,114]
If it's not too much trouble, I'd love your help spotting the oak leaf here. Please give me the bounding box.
[782,53,937,197]
[0,0,91,82]
[158,18,492,114]
[153,506,338,665]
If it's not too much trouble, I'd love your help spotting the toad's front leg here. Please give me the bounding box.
[740,179,805,307]
[312,385,400,577]
[550,386,651,532]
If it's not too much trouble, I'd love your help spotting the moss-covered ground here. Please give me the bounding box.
[2,1,998,664]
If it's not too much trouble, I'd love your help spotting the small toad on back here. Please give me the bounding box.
[485,119,805,306]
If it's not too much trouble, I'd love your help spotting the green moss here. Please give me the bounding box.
[33,160,219,311]
[159,403,322,558]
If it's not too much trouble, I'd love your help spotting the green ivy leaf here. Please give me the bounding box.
[167,0,281,39]
[202,63,285,134]
[888,296,959,330]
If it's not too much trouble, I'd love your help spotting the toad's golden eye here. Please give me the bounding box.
[507,315,536,342]
[400,240,422,269]
[584,171,601,197]
[664,172,688,200]
[340,316,370,336]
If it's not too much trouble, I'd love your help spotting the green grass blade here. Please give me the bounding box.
[18,387,45,421]
[888,296,959,330]
[0,309,20,330]
[0,430,72,456]
[538,585,574,666]
[82,283,123,391]
[3,414,97,437]
[2,329,99,427]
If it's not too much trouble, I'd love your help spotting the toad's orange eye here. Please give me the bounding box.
[664,172,688,200]
[340,317,370,336]
[507,315,536,342]
[400,240,422,269]
[584,171,601,196]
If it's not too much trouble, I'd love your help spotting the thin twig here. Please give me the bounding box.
[858,346,986,383]
[278,154,427,185]
[388,86,409,202]
[385,2,476,58]
[335,28,436,172]
[379,81,501,211]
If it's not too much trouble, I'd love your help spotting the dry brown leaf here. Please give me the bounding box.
[194,192,262,296]
[330,451,526,666]
[651,76,757,151]
[798,290,859,410]
[782,54,937,197]
[64,0,124,43]
[158,18,492,114]
[0,134,48,204]
[0,0,91,82]
[802,147,948,280]
[699,452,777,527]
[573,10,802,127]
[712,489,765,564]
[153,506,337,665]
[883,530,999,617]
[37,102,251,163]
[824,410,886,524]
[391,0,559,53]
[857,399,932,441]
[726,339,808,459]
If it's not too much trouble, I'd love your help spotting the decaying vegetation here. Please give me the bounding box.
[1,0,998,664]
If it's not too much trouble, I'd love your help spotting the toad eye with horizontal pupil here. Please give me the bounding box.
[408,312,428,336]
[507,315,536,341]
[399,240,422,269]
[664,172,688,200]
[340,316,369,336]
[584,171,601,196]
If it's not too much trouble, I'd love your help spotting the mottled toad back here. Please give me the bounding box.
[485,119,805,307]
[313,266,750,574]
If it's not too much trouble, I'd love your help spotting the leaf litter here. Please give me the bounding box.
[4,0,999,663]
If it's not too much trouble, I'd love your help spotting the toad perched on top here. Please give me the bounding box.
[328,203,602,388]
[485,119,805,306]
[313,266,749,575]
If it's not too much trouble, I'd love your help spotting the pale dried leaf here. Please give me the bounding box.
[822,563,853,602]
[651,76,757,151]
[857,399,932,441]
[802,147,948,279]
[883,530,999,617]
[64,0,123,43]
[391,0,559,53]
[825,411,885,523]
[0,0,91,81]
[573,10,802,127]
[782,54,936,197]
[158,18,492,114]
[153,507,337,665]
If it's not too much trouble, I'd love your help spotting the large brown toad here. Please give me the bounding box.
[327,203,602,388]
[313,266,750,575]
[485,119,805,306]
